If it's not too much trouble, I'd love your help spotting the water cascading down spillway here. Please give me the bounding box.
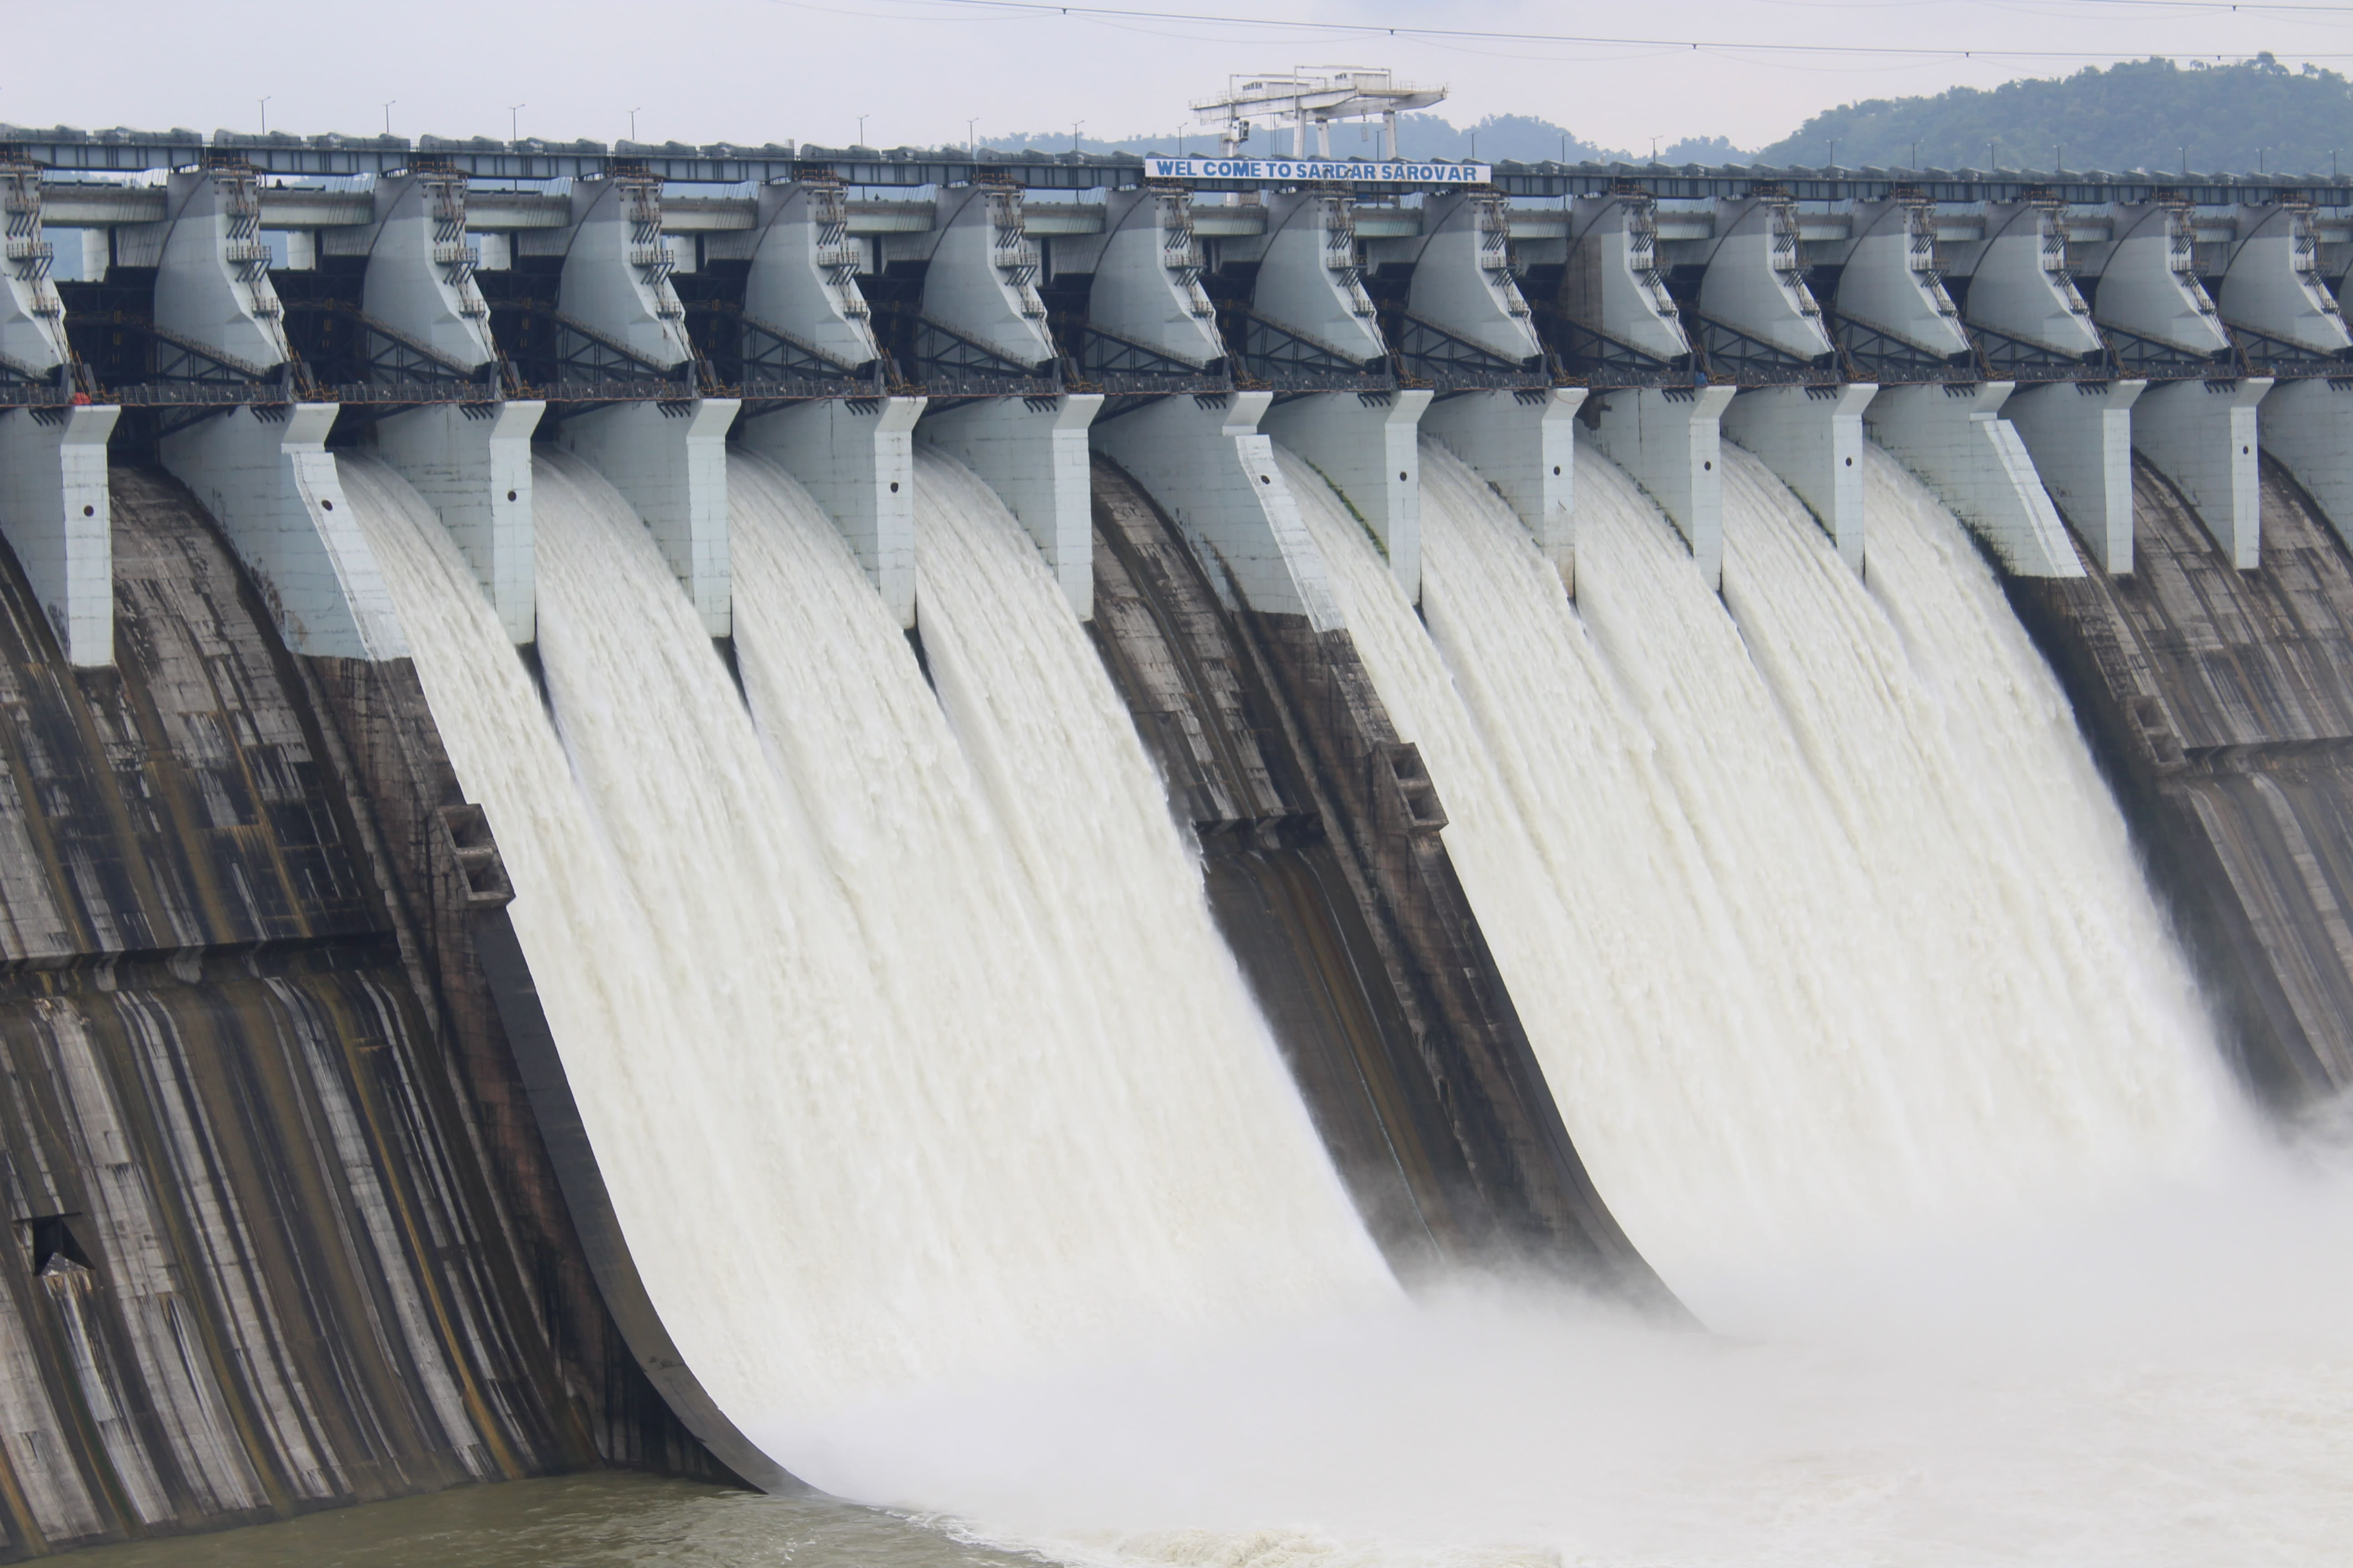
[1082,450,1663,1292]
[20,112,2353,1561]
[343,438,1399,1486]
[1281,430,2228,1290]
[2006,450,2353,1105]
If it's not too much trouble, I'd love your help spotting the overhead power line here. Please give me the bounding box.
[815,0,2353,59]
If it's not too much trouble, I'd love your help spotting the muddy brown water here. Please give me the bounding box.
[65,1474,1041,1568]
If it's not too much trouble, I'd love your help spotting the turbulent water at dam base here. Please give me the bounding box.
[39,424,2325,1568]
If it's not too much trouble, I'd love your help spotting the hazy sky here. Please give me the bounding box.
[11,0,2348,155]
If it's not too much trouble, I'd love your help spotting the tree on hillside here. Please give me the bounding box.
[1754,55,2353,174]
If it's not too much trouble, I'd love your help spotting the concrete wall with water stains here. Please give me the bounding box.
[0,466,725,1560]
[2011,454,2353,1108]
[1088,456,1672,1308]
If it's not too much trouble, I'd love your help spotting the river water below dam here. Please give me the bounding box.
[60,1149,2353,1567]
[59,1473,1027,1568]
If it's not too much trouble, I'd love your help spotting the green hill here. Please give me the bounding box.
[1753,55,2353,174]
[983,53,2353,177]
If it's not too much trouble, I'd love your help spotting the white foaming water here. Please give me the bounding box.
[348,443,1385,1487]
[1714,446,2224,1199]
[1281,435,2228,1287]
[720,449,1390,1469]
[811,1154,2353,1568]
[340,440,2353,1568]
[828,444,2346,1568]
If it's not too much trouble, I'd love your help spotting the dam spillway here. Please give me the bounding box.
[1293,431,2223,1289]
[2008,454,2353,1106]
[0,104,2338,1559]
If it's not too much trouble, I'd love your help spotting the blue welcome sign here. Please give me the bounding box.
[1141,157,1494,185]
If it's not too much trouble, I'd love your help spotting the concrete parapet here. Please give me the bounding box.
[120,167,291,372]
[161,403,409,658]
[555,399,741,637]
[1587,384,1738,589]
[1250,192,1387,365]
[0,405,122,664]
[1419,387,1583,591]
[1078,187,1225,368]
[1865,381,2082,578]
[2257,378,2353,550]
[372,400,547,641]
[708,180,881,370]
[1830,199,1971,358]
[526,173,694,370]
[0,165,69,374]
[2132,377,2274,570]
[919,393,1105,619]
[1559,195,1687,362]
[332,170,498,369]
[1721,383,1878,573]
[1956,201,2105,356]
[2004,379,2146,573]
[921,185,1057,368]
[2087,203,2233,357]
[1402,191,1542,364]
[1694,196,1832,360]
[736,396,926,626]
[2220,204,2352,355]
[1259,390,1433,601]
[1091,392,1342,629]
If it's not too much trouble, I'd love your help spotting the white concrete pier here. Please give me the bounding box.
[920,186,1058,368]
[1828,198,1973,361]
[1398,191,1542,364]
[1076,187,1226,368]
[1559,195,1689,364]
[1092,392,1341,628]
[166,405,408,658]
[1259,391,1432,601]
[737,397,927,626]
[0,406,120,665]
[2219,203,2351,355]
[118,166,292,372]
[2004,380,2147,573]
[1420,387,1583,592]
[2133,377,2273,569]
[2087,203,2234,359]
[1955,201,2105,359]
[1721,384,1877,573]
[0,167,113,665]
[341,170,546,639]
[1693,196,1833,361]
[534,172,696,370]
[920,394,1104,619]
[537,171,740,633]
[2259,378,2353,551]
[1589,385,1738,589]
[1866,381,2082,577]
[720,180,882,370]
[372,402,545,640]
[1246,192,1387,363]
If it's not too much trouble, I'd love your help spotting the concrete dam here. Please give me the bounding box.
[0,74,2326,1555]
